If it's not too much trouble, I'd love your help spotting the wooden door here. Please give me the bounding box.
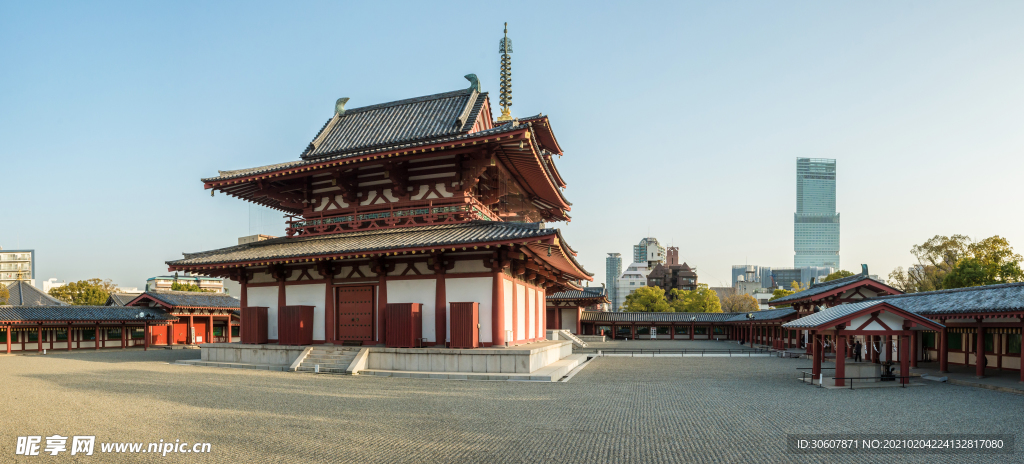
[336,286,374,342]
[173,320,188,344]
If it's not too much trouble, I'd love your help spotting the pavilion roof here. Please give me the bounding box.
[768,273,899,305]
[781,300,944,330]
[105,292,142,306]
[167,221,592,280]
[579,309,796,323]
[873,282,1024,317]
[547,286,608,302]
[127,291,240,310]
[301,89,489,161]
[0,305,176,324]
[5,281,69,306]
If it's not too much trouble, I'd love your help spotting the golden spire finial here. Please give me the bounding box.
[497,22,513,122]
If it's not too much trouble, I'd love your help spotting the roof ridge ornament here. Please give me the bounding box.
[465,74,481,92]
[497,22,513,122]
[335,97,350,116]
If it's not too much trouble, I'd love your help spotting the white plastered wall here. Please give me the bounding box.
[247,286,279,340]
[387,279,436,342]
[445,277,493,344]
[560,307,578,334]
[285,284,327,341]
[516,283,526,340]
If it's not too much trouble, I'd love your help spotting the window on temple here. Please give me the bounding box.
[82,330,96,341]
[213,326,224,337]
[107,329,121,340]
[27,331,38,342]
[131,329,145,339]
[231,326,240,337]
[984,333,994,353]
[713,326,725,335]
[1008,335,1021,355]
[674,326,688,335]
[655,327,670,336]
[694,327,707,335]
[636,327,650,335]
[947,333,962,351]
[56,330,67,341]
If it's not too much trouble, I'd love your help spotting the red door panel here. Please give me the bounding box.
[337,286,374,341]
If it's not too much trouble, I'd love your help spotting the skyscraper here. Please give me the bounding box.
[633,237,666,268]
[606,253,622,311]
[794,158,840,269]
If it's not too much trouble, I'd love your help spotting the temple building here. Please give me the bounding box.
[165,69,592,348]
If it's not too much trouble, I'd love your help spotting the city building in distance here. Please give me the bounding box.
[647,262,698,293]
[0,248,34,287]
[146,274,226,293]
[633,237,665,268]
[794,158,840,268]
[605,253,622,312]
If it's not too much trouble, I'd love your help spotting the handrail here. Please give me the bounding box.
[832,375,912,389]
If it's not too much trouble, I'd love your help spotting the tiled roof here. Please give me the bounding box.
[580,308,797,323]
[782,300,885,328]
[167,221,592,277]
[769,274,891,304]
[5,281,69,306]
[547,287,607,301]
[874,282,1024,316]
[301,89,488,161]
[0,305,176,323]
[135,291,240,309]
[203,121,523,183]
[106,293,142,306]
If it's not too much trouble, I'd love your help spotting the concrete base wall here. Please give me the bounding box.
[201,343,307,366]
[365,341,572,374]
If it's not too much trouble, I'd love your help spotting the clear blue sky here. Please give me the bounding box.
[2,1,1023,290]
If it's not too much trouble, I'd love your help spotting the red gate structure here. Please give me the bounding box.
[337,286,374,343]
[450,302,480,349]
[278,305,314,345]
[241,307,269,344]
[385,303,422,348]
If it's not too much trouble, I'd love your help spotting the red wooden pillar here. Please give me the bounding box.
[835,333,847,387]
[144,321,149,351]
[939,328,948,373]
[492,272,504,346]
[323,281,333,344]
[121,324,126,348]
[67,324,73,351]
[1020,322,1024,383]
[630,324,636,340]
[976,325,985,378]
[900,333,910,385]
[670,325,675,340]
[689,322,694,340]
[805,330,812,354]
[37,326,42,353]
[811,333,822,381]
[188,316,195,344]
[511,280,518,343]
[435,269,447,346]
[576,307,582,335]
[5,325,10,354]
[910,331,918,368]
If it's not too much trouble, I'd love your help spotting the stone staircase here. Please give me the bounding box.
[558,330,587,348]
[295,347,360,375]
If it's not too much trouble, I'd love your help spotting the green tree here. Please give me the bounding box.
[822,270,855,282]
[720,293,759,312]
[669,284,723,313]
[171,282,212,292]
[622,286,672,312]
[889,235,1023,292]
[768,288,795,302]
[48,279,118,305]
[0,284,8,305]
[790,281,807,292]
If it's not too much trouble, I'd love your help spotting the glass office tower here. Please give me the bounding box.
[794,158,840,269]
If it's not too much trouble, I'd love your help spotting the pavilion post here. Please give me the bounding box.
[208,315,213,344]
[689,322,694,340]
[68,324,72,351]
[804,331,811,354]
[95,324,100,350]
[37,326,42,353]
[939,328,948,373]
[811,333,822,383]
[976,325,985,378]
[835,333,846,387]
[188,316,194,344]
[121,324,126,349]
[435,269,446,346]
[144,321,149,351]
[491,271,504,346]
[6,325,10,354]
[900,334,910,385]
[630,324,636,340]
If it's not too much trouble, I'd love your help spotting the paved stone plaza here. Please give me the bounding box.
[2,345,1021,463]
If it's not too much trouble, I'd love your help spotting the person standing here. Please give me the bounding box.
[853,340,863,363]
